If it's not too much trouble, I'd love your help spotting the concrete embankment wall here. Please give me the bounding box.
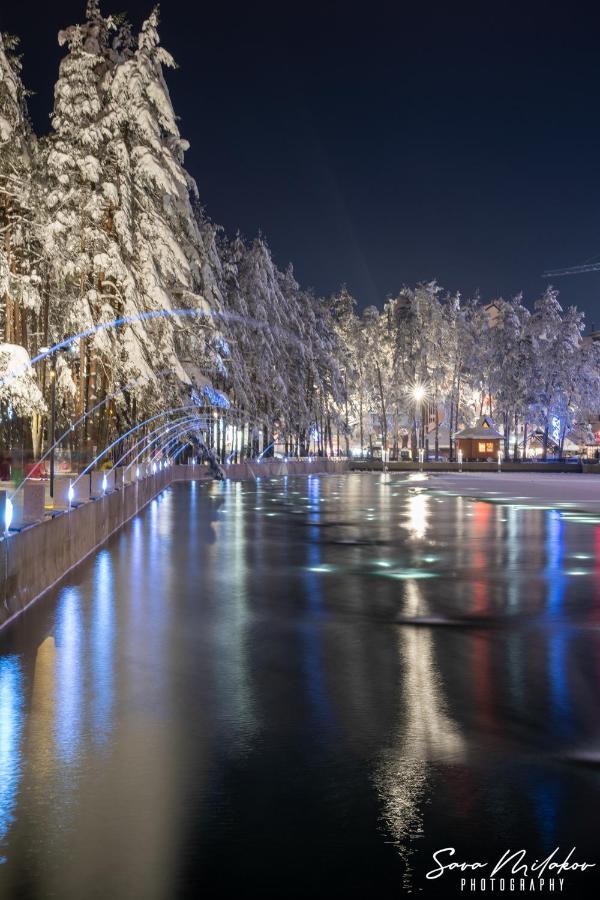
[350,460,597,474]
[225,458,347,479]
[0,459,347,630]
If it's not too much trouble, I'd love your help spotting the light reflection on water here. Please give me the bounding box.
[54,588,83,764]
[0,474,599,897]
[0,657,24,861]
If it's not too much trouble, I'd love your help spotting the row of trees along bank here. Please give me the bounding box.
[1,3,599,468]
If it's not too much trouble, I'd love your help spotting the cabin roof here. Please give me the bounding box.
[452,415,503,441]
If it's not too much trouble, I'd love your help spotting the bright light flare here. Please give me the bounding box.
[409,380,428,404]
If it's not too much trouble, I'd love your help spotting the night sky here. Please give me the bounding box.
[3,0,600,325]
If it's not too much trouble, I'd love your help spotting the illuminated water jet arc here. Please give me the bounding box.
[141,422,200,467]
[157,433,198,465]
[81,410,195,482]
[118,413,205,468]
[153,436,183,464]
[121,416,202,475]
[8,368,175,502]
[151,428,201,463]
[0,308,311,388]
[257,441,276,461]
[72,405,203,487]
[170,443,190,464]
[115,402,251,474]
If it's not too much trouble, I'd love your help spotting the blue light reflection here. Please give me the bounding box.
[0,656,24,862]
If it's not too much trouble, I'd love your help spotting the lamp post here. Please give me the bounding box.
[40,341,77,499]
[411,381,427,462]
[50,358,57,496]
[44,353,58,499]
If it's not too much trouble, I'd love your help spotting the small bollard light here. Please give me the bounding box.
[136,466,140,480]
[102,473,108,494]
[5,497,13,533]
[68,481,74,508]
[152,462,157,474]
[498,450,502,472]
[418,447,425,471]
[458,448,463,472]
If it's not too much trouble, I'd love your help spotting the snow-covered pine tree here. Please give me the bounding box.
[233,236,295,453]
[44,0,129,449]
[0,30,45,454]
[330,286,360,455]
[0,30,38,345]
[108,7,220,415]
[529,287,585,459]
[215,232,259,457]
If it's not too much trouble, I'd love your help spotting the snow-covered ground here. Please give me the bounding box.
[420,471,600,511]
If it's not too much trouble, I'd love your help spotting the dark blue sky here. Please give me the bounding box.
[3,1,600,325]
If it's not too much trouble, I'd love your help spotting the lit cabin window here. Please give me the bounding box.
[478,441,494,453]
[478,441,486,453]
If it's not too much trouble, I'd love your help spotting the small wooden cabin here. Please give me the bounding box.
[453,416,503,461]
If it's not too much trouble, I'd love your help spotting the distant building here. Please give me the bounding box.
[453,415,503,461]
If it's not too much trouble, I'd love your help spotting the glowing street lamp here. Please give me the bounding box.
[412,382,427,404]
[409,380,429,459]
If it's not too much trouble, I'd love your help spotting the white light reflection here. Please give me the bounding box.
[213,480,257,749]
[403,491,429,540]
[375,581,464,877]
[54,588,83,762]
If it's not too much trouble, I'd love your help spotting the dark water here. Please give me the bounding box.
[1,473,600,899]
